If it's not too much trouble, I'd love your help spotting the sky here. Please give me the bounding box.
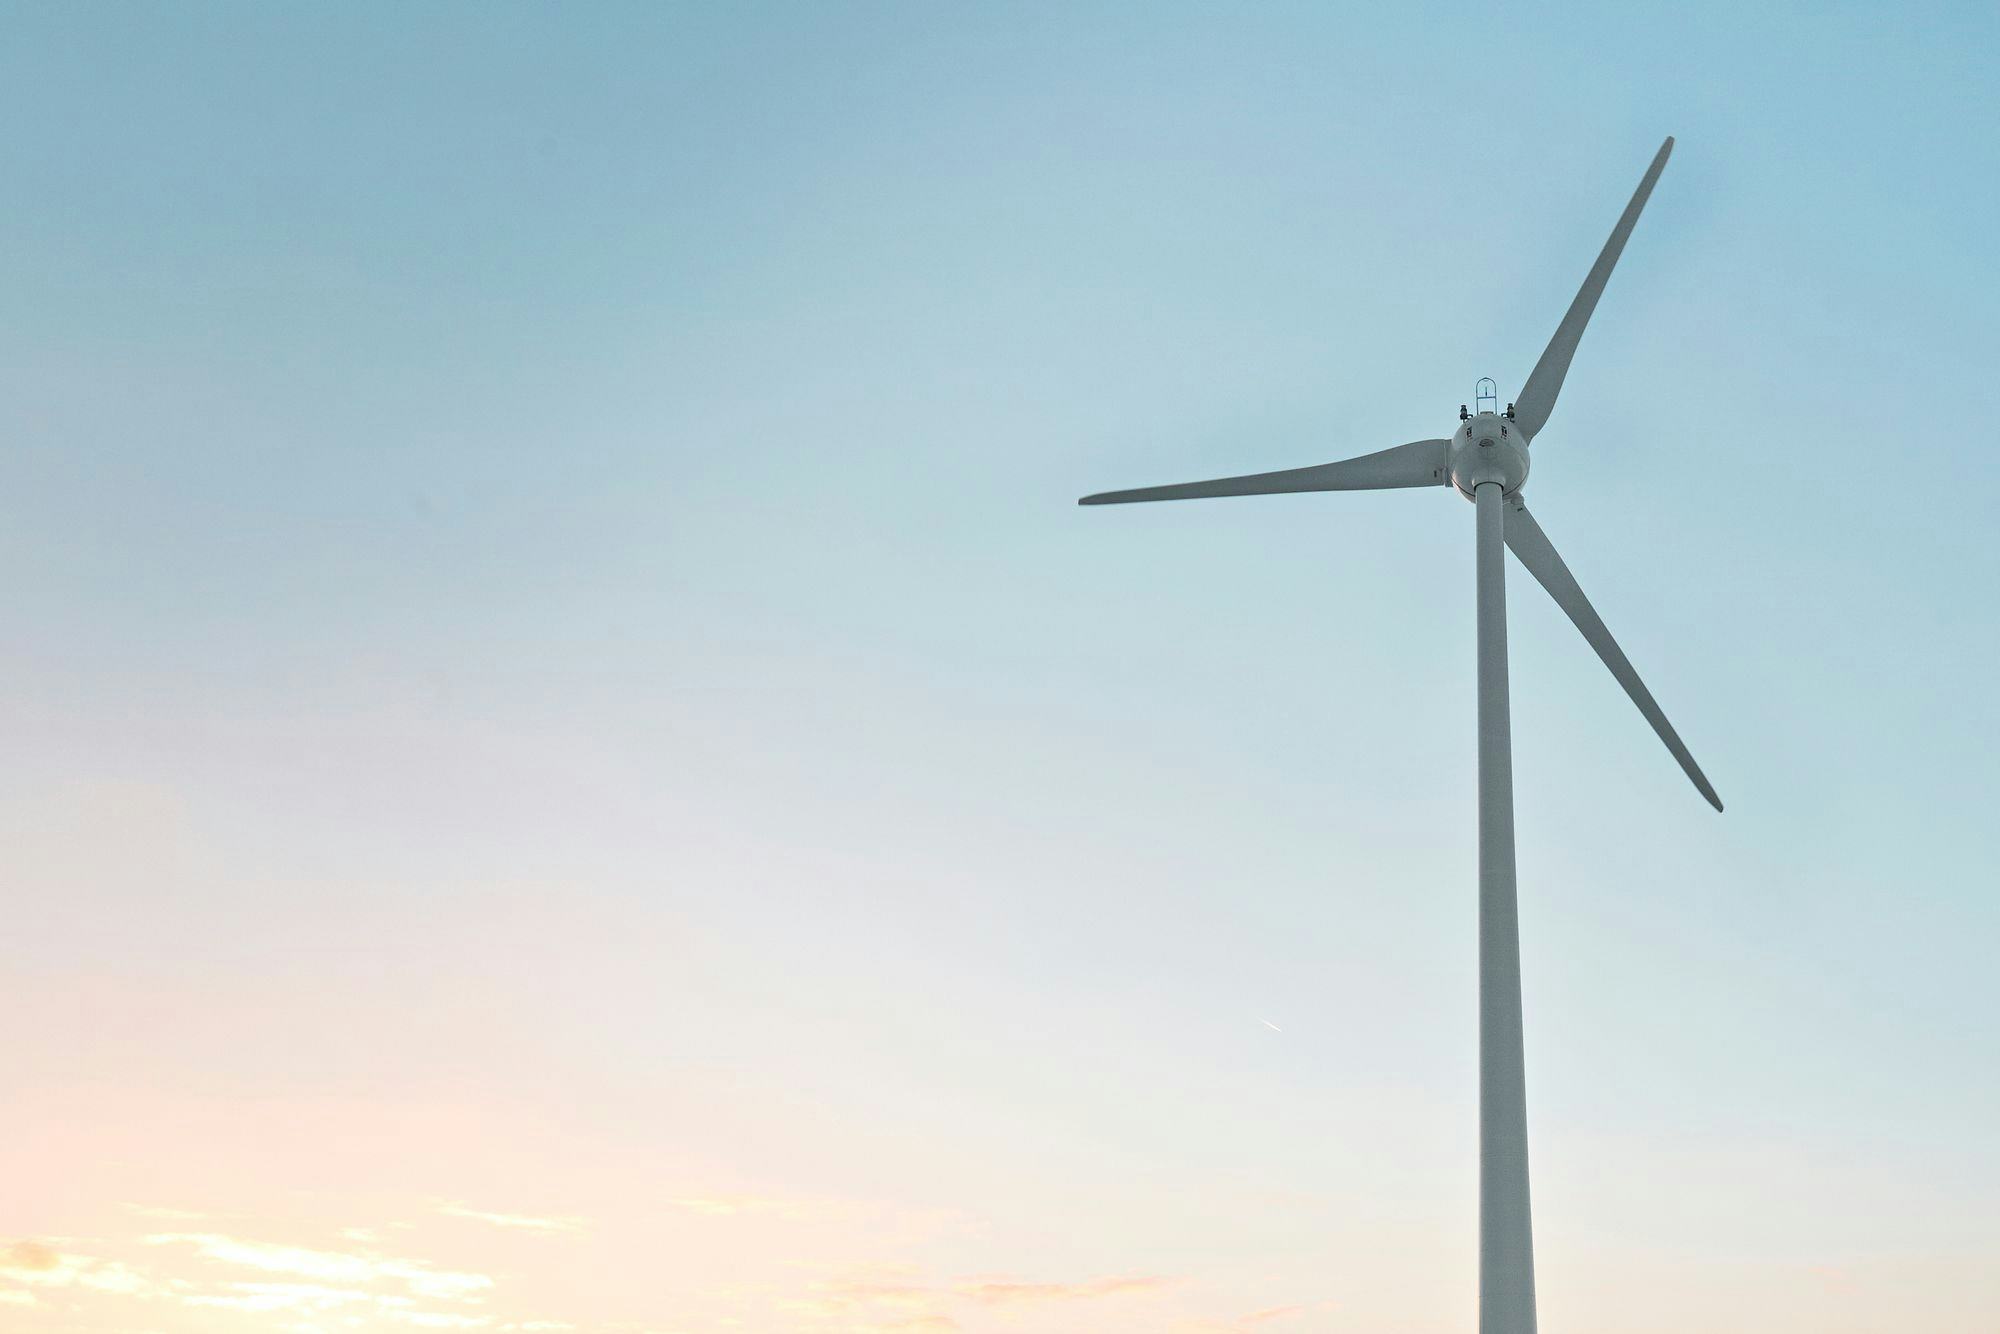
[3,2,1998,1331]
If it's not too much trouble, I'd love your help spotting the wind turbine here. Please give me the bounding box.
[1078,137,1717,1333]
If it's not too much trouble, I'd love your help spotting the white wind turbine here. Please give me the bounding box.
[1079,137,1717,1333]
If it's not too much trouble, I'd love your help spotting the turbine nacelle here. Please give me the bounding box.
[1450,409,1529,499]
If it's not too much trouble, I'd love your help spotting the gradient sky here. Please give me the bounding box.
[4,3,1998,1331]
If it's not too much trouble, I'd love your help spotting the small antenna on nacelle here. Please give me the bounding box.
[1475,378,1499,416]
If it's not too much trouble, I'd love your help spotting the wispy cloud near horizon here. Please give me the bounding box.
[958,1274,1172,1305]
[143,1231,492,1302]
[3,1212,1249,1334]
[436,1202,584,1235]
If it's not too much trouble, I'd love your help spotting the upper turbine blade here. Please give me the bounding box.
[1512,137,1674,442]
[1503,498,1722,811]
[1079,439,1449,505]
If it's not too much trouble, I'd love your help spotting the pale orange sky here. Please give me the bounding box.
[8,997,1994,1332]
[6,1100,1995,1334]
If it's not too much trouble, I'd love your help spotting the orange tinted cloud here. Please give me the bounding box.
[1,1241,153,1296]
[957,1274,1171,1305]
[436,1202,584,1234]
[1,1243,59,1273]
[143,1232,491,1301]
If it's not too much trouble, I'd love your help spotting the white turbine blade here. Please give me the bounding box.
[1503,498,1722,811]
[1079,438,1449,506]
[1512,137,1674,442]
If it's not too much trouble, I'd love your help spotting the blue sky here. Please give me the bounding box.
[2,3,1997,1330]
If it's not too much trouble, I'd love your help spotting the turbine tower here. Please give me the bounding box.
[1078,137,1716,1334]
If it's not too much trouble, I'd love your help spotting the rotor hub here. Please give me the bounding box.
[1449,411,1529,498]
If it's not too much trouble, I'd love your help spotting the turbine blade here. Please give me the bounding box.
[1079,439,1449,506]
[1503,498,1722,811]
[1512,137,1674,442]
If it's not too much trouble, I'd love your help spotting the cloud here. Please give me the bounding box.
[669,1194,811,1219]
[342,1222,417,1243]
[810,1279,938,1310]
[775,1261,1177,1331]
[180,1281,385,1314]
[666,1193,975,1249]
[1175,1300,1332,1331]
[121,1203,207,1221]
[438,1203,585,1234]
[0,1241,153,1295]
[0,1243,58,1274]
[176,1277,513,1328]
[4,1225,598,1331]
[957,1274,1171,1305]
[764,1264,1168,1334]
[10,1207,1209,1334]
[144,1232,492,1302]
